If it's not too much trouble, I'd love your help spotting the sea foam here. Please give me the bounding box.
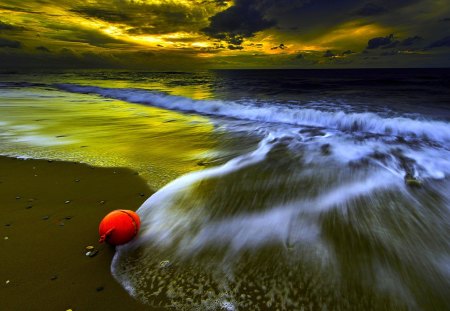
[55,84,450,144]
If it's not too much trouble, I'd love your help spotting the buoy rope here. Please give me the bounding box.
[99,227,115,243]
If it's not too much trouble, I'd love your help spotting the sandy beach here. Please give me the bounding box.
[0,156,159,310]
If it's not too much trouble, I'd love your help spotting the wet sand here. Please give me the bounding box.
[0,156,160,310]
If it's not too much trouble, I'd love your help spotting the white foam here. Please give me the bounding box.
[132,134,277,247]
[55,84,450,144]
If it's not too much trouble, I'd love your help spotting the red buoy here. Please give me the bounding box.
[99,210,141,245]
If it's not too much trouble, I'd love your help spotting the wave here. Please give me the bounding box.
[54,84,450,144]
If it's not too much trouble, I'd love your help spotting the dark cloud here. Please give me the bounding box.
[0,21,24,31]
[0,4,40,15]
[228,44,244,50]
[71,2,211,36]
[0,3,62,16]
[367,34,424,52]
[270,43,286,50]
[323,50,355,58]
[427,35,450,49]
[355,3,387,16]
[0,0,448,69]
[202,0,231,6]
[35,46,50,52]
[126,27,156,35]
[212,43,226,49]
[50,27,127,48]
[382,40,400,49]
[367,34,395,49]
[380,50,398,56]
[71,8,130,23]
[202,0,275,45]
[0,37,21,48]
[323,50,335,58]
[401,36,422,46]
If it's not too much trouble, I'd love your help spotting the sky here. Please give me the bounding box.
[0,0,450,69]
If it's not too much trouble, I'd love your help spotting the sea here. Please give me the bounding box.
[1,69,449,310]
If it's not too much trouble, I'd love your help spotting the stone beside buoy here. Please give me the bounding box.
[98,210,141,245]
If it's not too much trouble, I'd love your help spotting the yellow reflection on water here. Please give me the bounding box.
[0,88,216,189]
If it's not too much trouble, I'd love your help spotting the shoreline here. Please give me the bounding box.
[0,156,158,310]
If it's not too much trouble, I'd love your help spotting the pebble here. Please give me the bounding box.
[96,286,104,292]
[59,222,65,226]
[86,250,98,257]
[75,179,80,182]
[15,196,21,200]
[4,223,11,227]
[6,280,10,284]
[64,200,71,204]
[99,200,106,205]
[85,245,95,251]
[51,275,58,281]
[42,216,49,220]
[4,236,8,240]
[159,260,172,269]
[139,193,145,197]
[26,206,33,209]
[64,216,72,220]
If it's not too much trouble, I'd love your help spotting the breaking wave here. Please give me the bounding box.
[55,84,450,144]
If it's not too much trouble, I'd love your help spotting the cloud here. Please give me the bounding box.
[367,34,395,49]
[0,0,448,69]
[202,0,276,45]
[380,50,398,56]
[401,36,422,46]
[323,50,335,57]
[71,1,215,36]
[36,46,50,52]
[71,8,130,23]
[0,37,21,48]
[427,35,450,49]
[366,34,423,51]
[270,43,286,50]
[323,50,355,58]
[228,44,243,50]
[50,27,127,48]
[355,3,387,16]
[0,21,24,31]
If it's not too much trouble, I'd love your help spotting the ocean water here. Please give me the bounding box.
[1,69,450,310]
